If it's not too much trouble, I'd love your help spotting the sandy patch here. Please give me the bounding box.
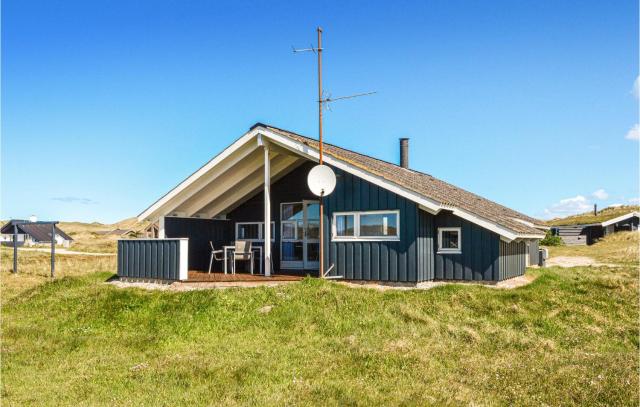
[338,275,536,291]
[545,256,617,268]
[108,274,536,292]
[107,279,299,291]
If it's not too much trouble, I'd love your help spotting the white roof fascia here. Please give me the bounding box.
[601,212,639,227]
[137,128,261,221]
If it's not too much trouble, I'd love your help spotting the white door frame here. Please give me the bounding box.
[280,200,319,270]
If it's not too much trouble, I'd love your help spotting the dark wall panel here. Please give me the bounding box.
[323,167,420,282]
[527,239,539,266]
[433,211,500,281]
[164,217,233,271]
[416,208,435,281]
[118,239,183,281]
[499,240,526,280]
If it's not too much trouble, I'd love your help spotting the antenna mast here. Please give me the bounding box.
[317,27,324,165]
[293,27,375,278]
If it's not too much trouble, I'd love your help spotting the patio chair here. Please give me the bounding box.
[208,242,225,274]
[232,240,254,275]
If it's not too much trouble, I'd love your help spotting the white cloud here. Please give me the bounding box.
[626,123,640,140]
[629,197,640,204]
[633,75,640,99]
[52,196,98,205]
[543,195,593,219]
[592,189,609,200]
[608,203,624,207]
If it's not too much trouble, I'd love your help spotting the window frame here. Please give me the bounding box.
[437,227,462,254]
[331,210,400,241]
[235,221,275,242]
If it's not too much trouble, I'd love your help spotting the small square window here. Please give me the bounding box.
[438,228,461,253]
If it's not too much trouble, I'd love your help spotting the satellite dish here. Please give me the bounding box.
[307,164,336,197]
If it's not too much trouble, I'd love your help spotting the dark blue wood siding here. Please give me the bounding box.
[433,211,500,281]
[324,168,422,282]
[164,217,233,271]
[417,209,435,281]
[223,159,517,283]
[499,240,526,280]
[118,239,183,281]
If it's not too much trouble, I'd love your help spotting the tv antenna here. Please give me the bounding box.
[293,27,376,278]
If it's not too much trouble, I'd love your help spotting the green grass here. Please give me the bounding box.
[2,246,638,405]
[546,205,639,226]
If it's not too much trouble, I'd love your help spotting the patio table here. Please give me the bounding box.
[223,245,263,275]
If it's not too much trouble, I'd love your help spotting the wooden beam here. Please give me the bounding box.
[145,142,259,220]
[201,155,301,217]
[176,150,267,216]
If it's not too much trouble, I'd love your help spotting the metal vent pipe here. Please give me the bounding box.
[400,138,409,168]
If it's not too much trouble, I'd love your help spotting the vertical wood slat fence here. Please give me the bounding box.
[117,239,188,281]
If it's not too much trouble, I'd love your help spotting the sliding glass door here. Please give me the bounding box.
[280,201,319,270]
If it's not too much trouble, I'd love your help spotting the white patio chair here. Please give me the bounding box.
[208,242,225,274]
[233,240,254,275]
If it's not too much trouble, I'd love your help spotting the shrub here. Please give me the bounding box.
[540,229,563,246]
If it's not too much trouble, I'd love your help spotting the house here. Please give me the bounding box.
[121,123,546,283]
[1,220,74,248]
[551,211,639,245]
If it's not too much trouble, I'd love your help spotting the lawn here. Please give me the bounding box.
[1,239,638,405]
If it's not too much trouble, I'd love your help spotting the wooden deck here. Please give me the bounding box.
[187,271,304,282]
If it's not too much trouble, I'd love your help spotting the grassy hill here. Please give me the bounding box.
[59,217,149,253]
[1,232,638,405]
[546,205,639,226]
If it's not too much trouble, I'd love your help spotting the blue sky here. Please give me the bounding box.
[2,0,638,223]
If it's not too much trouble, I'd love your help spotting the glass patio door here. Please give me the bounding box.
[280,201,320,270]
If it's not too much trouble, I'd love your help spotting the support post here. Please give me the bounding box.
[317,26,325,278]
[51,223,56,278]
[263,143,272,276]
[158,216,166,238]
[13,224,18,274]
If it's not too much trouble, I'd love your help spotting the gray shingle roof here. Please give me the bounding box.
[264,124,544,236]
[1,221,73,242]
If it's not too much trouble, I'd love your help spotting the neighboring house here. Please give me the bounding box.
[1,220,74,248]
[551,212,639,246]
[126,123,546,283]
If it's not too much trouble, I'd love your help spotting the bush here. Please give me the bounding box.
[540,229,563,246]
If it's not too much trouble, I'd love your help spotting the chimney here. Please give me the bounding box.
[399,138,409,169]
[594,204,597,216]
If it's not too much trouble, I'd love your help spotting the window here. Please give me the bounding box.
[235,222,275,242]
[335,214,355,237]
[438,227,461,253]
[360,213,398,237]
[332,210,400,241]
